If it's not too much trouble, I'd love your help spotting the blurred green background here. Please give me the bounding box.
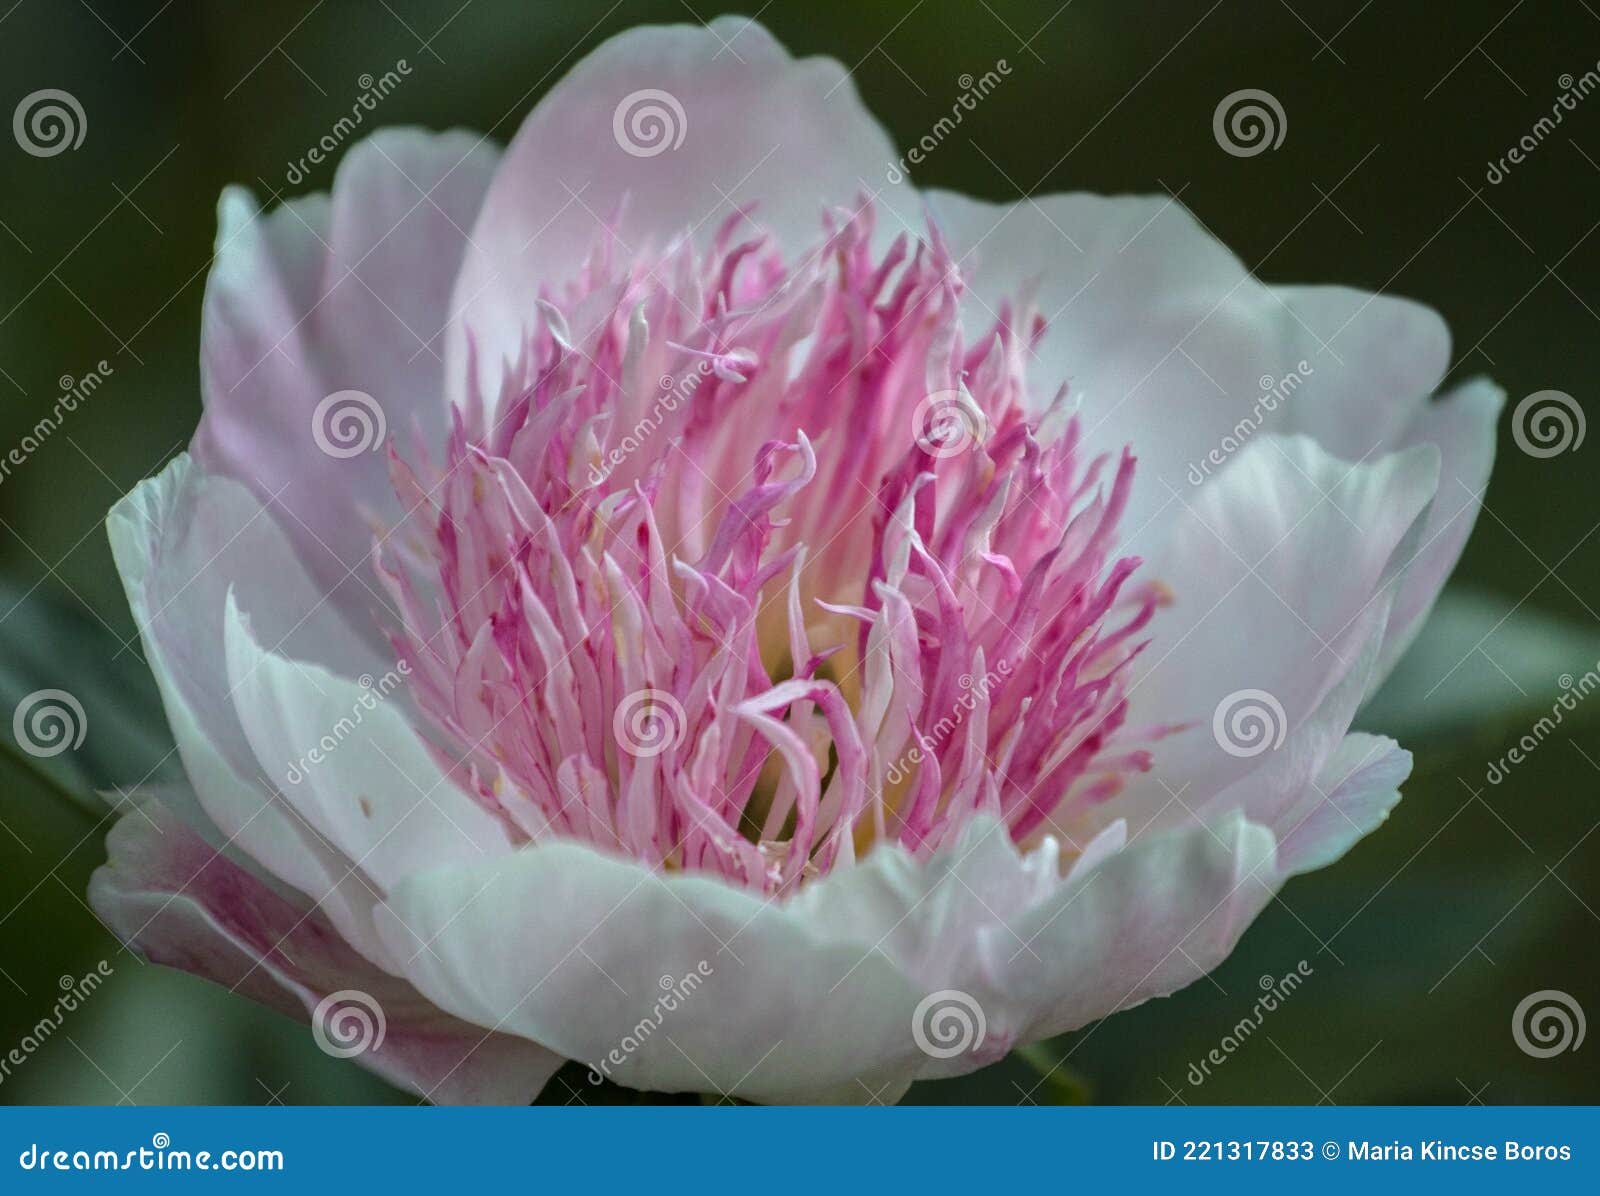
[1,0,1596,1105]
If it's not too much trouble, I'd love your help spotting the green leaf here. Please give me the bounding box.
[1360,585,1600,748]
[0,576,174,814]
[1013,1043,1093,1104]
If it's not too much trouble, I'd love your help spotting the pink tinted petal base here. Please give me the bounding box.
[89,795,562,1105]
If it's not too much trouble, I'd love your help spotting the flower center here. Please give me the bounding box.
[378,203,1161,893]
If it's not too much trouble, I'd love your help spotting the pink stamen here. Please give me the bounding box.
[377,202,1160,894]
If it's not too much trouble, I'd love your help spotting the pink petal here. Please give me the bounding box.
[195,129,500,613]
[90,796,562,1105]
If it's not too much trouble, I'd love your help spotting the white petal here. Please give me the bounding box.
[108,455,398,970]
[1191,586,1394,843]
[1270,286,1450,456]
[221,591,513,898]
[1129,435,1439,807]
[376,840,923,1103]
[1273,733,1411,876]
[1377,377,1504,682]
[91,795,559,1105]
[924,188,1282,541]
[787,816,1056,993]
[1265,289,1502,683]
[990,811,1279,1046]
[195,129,500,616]
[447,17,909,409]
[923,190,1499,582]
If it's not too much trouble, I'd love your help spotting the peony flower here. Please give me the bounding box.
[90,17,1500,1104]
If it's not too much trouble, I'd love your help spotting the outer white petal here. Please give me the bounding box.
[374,841,923,1104]
[1127,435,1439,810]
[221,591,514,898]
[922,190,1498,584]
[108,454,398,971]
[1379,377,1503,682]
[787,815,1060,1000]
[446,16,910,410]
[1269,286,1451,456]
[194,128,501,624]
[364,806,1323,1101]
[981,811,1279,1049]
[1274,733,1411,876]
[924,188,1288,543]
[958,735,1407,1058]
[1191,588,1394,842]
[1268,288,1503,681]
